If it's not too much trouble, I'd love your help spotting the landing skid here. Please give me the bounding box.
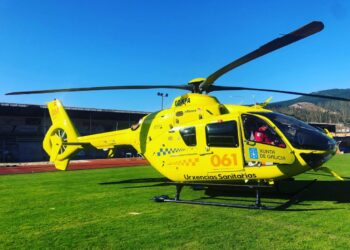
[153,180,317,210]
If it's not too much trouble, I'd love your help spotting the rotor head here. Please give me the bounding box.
[188,78,206,93]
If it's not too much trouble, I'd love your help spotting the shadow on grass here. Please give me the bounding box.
[303,172,350,180]
[99,177,169,185]
[203,180,350,205]
[99,178,172,188]
[99,177,350,210]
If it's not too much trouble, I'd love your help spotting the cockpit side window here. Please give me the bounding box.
[206,121,239,147]
[242,114,286,148]
[180,127,197,146]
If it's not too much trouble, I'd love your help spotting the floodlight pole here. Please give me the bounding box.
[157,92,168,110]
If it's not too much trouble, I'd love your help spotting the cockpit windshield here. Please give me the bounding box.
[252,112,336,151]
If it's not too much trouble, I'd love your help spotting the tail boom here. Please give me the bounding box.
[44,99,140,170]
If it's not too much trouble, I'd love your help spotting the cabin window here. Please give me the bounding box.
[206,121,238,147]
[219,105,229,115]
[180,127,197,146]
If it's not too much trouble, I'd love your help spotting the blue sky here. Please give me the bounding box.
[0,0,349,112]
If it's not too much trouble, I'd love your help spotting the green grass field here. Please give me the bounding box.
[1,155,350,249]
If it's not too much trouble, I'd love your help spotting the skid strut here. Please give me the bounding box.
[175,184,183,201]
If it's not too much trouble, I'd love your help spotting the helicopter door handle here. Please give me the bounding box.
[200,152,213,156]
[245,140,256,146]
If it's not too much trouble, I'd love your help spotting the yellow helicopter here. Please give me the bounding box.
[7,21,350,209]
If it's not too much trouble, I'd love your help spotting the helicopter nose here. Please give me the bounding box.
[300,151,334,169]
[300,133,336,168]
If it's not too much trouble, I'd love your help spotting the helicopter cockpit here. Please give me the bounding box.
[240,111,337,168]
[241,112,336,168]
[252,112,336,151]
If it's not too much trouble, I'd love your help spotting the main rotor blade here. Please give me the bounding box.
[6,85,191,95]
[200,21,324,91]
[210,86,350,102]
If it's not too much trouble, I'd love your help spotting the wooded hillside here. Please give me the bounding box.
[267,89,350,124]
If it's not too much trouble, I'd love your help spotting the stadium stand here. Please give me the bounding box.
[0,102,148,162]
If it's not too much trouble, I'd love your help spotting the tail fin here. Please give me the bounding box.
[43,100,82,170]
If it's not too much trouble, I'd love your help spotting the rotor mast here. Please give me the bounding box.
[188,78,206,93]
